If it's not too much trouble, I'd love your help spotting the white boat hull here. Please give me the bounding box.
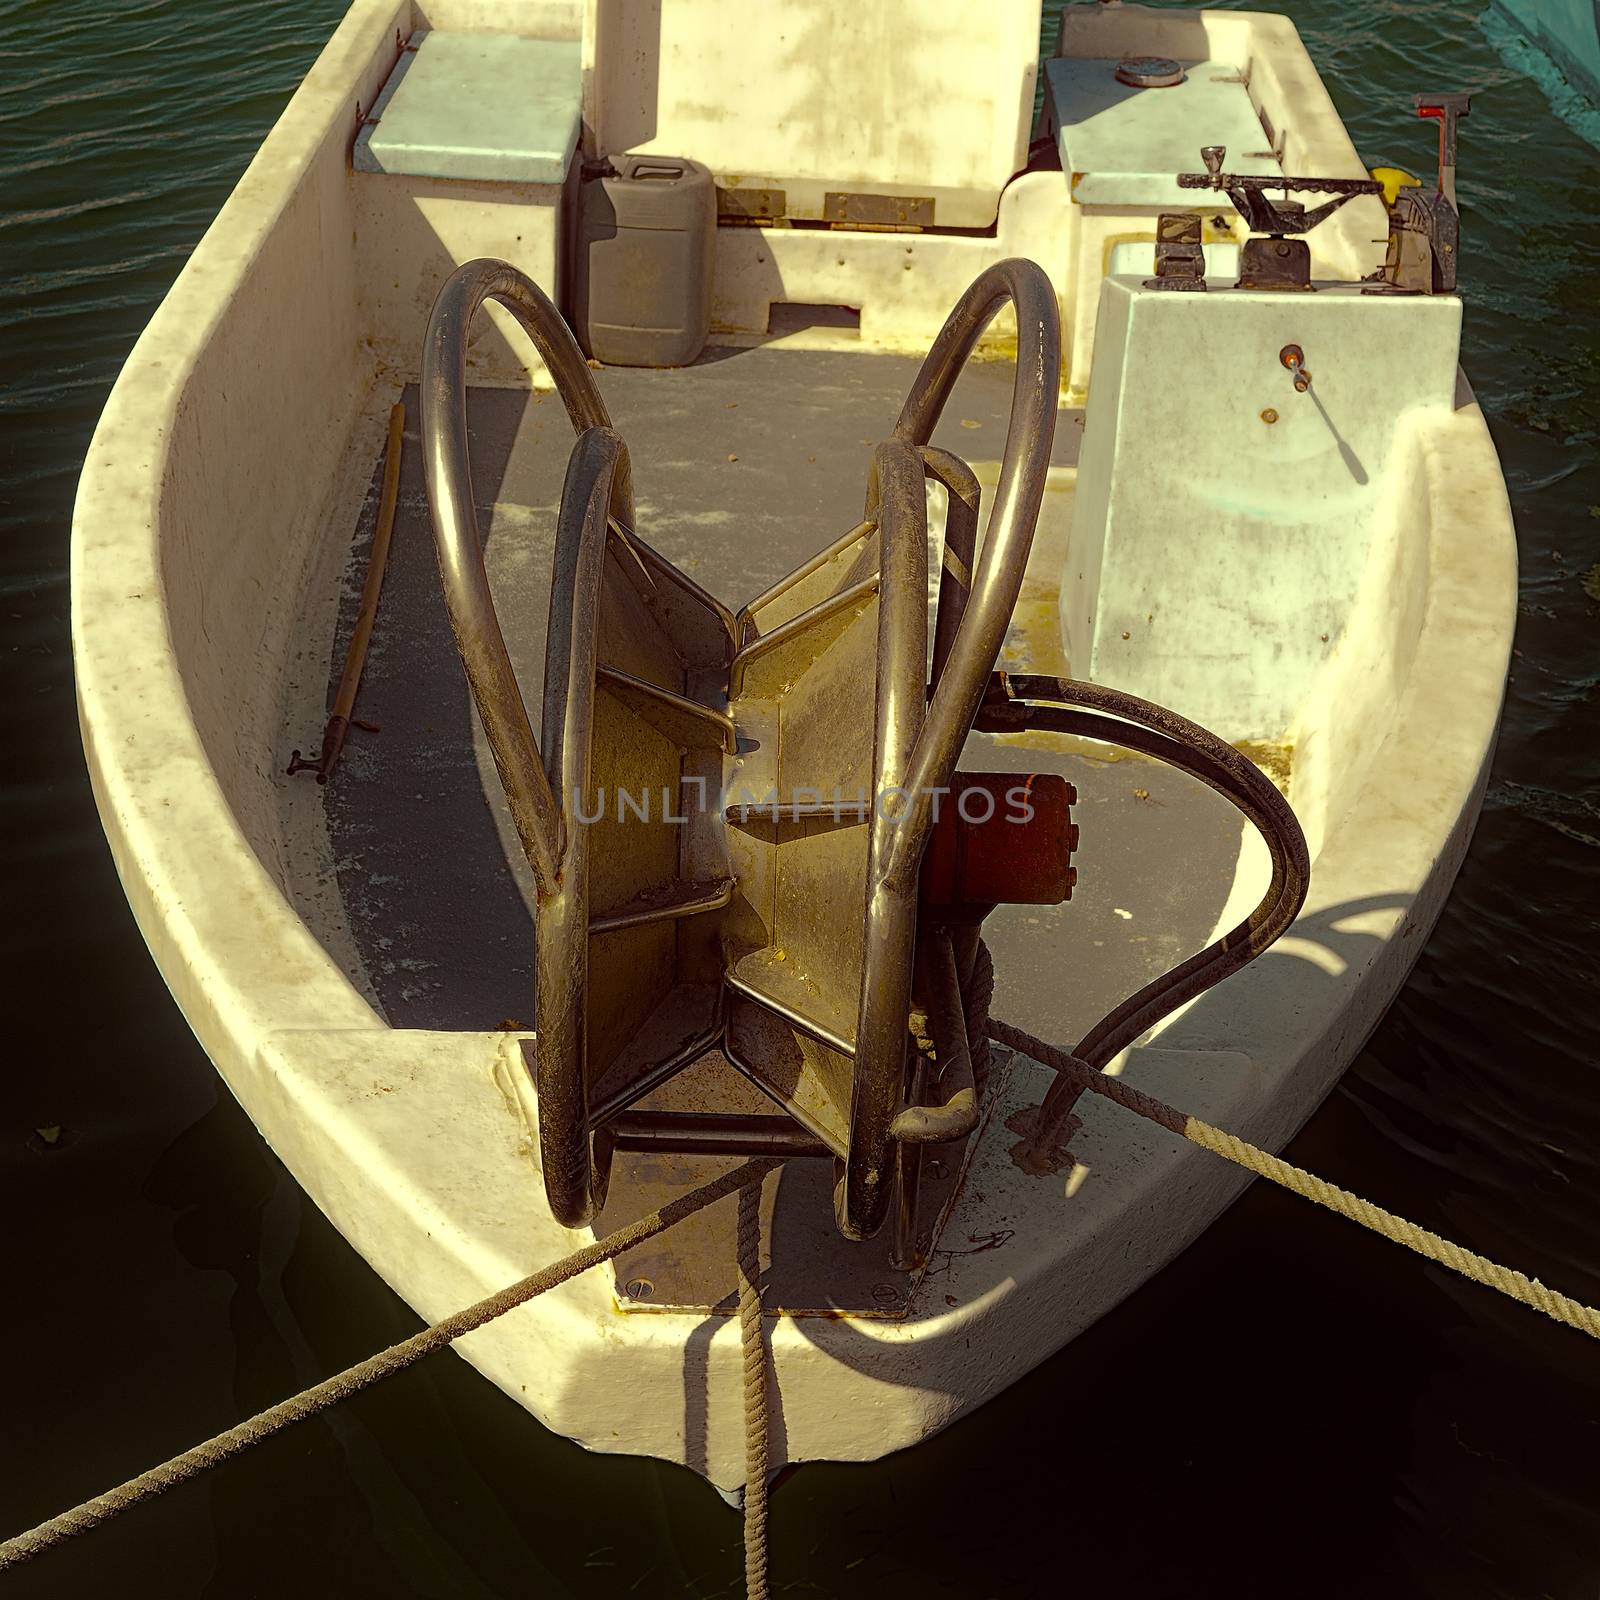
[72,0,1516,1490]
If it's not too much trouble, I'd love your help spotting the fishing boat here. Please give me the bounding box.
[72,0,1516,1500]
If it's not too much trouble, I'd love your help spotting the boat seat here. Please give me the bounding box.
[354,30,581,186]
[583,0,1042,229]
[1043,56,1281,208]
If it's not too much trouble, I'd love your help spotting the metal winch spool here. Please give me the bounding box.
[422,258,1070,1246]
[421,257,1309,1255]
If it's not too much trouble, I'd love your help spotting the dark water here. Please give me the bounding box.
[3,2,1597,1594]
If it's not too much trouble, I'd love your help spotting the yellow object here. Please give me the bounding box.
[1369,164,1422,208]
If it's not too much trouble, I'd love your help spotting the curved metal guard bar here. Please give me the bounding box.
[421,258,627,897]
[842,259,1062,1240]
[884,258,1060,890]
[528,426,636,1226]
[919,446,980,693]
[844,440,930,1238]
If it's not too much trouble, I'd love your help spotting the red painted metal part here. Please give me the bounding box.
[921,772,1077,913]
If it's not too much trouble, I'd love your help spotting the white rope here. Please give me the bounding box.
[16,1012,1588,1592]
[737,1174,772,1600]
[0,1157,779,1572]
[989,1017,1600,1342]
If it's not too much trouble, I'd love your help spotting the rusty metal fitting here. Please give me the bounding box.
[1279,343,1312,392]
[921,772,1077,913]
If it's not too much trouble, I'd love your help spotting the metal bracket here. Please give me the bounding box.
[1177,144,1383,291]
[1145,212,1207,290]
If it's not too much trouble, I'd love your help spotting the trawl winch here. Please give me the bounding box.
[422,256,1307,1258]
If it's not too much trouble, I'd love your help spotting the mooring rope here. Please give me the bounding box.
[988,1017,1600,1342]
[0,1156,779,1576]
[736,1174,772,1600]
[10,1022,1595,1587]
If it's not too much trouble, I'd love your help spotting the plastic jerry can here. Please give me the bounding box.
[572,155,715,367]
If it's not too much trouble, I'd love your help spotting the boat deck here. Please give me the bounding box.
[274,340,1254,1123]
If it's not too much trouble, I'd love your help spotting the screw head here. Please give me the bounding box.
[623,1277,653,1302]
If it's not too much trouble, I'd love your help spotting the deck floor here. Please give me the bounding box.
[278,342,1246,1056]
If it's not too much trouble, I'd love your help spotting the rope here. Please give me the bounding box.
[964,937,995,1107]
[22,1009,1591,1591]
[737,1175,772,1600]
[988,1017,1600,1342]
[0,1156,779,1573]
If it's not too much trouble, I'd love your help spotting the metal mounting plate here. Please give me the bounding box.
[603,1054,992,1316]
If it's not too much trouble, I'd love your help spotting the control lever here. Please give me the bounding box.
[1177,146,1384,290]
[1367,92,1471,295]
[1177,145,1384,235]
[1415,92,1470,209]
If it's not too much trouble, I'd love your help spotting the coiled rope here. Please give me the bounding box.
[736,1175,772,1600]
[988,1017,1600,1342]
[0,1156,779,1580]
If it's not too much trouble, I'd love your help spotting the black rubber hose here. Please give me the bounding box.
[977,674,1311,1150]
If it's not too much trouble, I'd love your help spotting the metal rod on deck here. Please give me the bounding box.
[606,1112,832,1159]
[289,401,405,784]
